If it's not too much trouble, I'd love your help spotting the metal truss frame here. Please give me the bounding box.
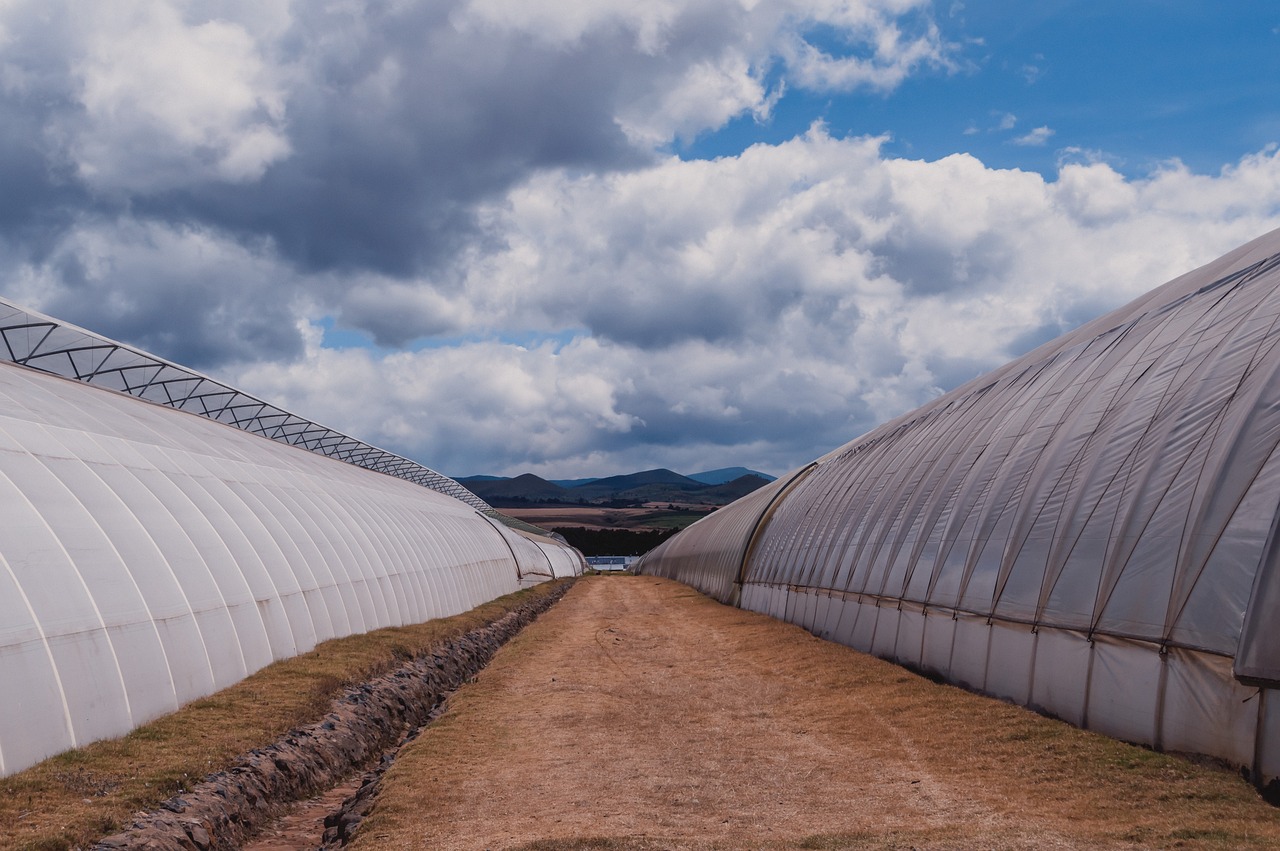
[0,298,492,512]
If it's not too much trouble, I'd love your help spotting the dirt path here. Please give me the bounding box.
[349,577,1280,850]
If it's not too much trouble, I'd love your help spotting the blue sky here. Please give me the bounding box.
[684,2,1280,176]
[3,1,1280,479]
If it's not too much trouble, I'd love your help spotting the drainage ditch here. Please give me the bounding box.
[91,581,573,851]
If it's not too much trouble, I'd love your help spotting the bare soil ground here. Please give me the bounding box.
[352,576,1280,851]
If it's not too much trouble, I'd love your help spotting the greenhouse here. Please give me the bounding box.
[640,227,1280,786]
[0,300,581,777]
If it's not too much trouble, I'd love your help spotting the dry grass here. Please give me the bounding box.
[0,580,570,851]
[353,576,1280,851]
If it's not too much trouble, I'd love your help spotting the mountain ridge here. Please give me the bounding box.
[458,467,776,507]
[687,466,773,485]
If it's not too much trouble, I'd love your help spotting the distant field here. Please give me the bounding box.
[505,505,711,532]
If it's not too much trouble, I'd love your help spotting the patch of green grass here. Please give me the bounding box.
[634,512,708,530]
[1168,827,1243,841]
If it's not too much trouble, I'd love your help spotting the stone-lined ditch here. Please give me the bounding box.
[91,581,573,851]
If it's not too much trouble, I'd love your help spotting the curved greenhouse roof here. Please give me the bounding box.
[0,299,487,511]
[640,227,1280,786]
[0,302,580,777]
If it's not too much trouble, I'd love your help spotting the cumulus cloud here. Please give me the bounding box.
[781,5,955,93]
[0,0,961,343]
[3,1,1280,478]
[5,217,306,366]
[232,134,1280,476]
[6,0,293,192]
[452,0,954,144]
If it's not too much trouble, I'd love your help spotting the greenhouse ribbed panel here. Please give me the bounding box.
[0,350,580,778]
[638,227,1280,789]
[0,297,489,511]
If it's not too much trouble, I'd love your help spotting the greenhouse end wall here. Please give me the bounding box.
[638,227,1280,787]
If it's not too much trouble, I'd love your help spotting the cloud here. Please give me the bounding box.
[4,2,1280,479]
[4,217,307,367]
[16,0,293,193]
[781,12,956,93]
[0,0,960,347]
[1056,146,1118,168]
[232,134,1280,476]
[1013,125,1054,146]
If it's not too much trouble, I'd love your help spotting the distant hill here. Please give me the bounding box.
[700,474,773,501]
[458,467,770,507]
[550,477,598,488]
[689,467,776,485]
[567,468,704,502]
[461,473,568,502]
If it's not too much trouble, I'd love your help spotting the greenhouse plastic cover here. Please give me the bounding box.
[640,227,1280,782]
[0,350,580,777]
[0,297,488,511]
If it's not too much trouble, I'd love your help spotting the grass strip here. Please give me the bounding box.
[0,580,570,851]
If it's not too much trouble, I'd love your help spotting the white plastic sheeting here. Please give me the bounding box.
[639,473,797,603]
[524,533,589,581]
[0,357,577,777]
[481,520,586,585]
[639,227,1280,787]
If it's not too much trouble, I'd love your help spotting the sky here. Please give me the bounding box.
[2,1,1280,479]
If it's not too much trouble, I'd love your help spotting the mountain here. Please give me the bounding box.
[459,473,568,502]
[457,467,771,507]
[689,467,776,485]
[550,477,599,488]
[566,468,704,501]
[699,474,774,501]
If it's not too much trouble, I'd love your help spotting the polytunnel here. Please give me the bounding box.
[639,226,1280,787]
[0,299,580,778]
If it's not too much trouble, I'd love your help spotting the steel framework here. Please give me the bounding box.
[0,297,491,512]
